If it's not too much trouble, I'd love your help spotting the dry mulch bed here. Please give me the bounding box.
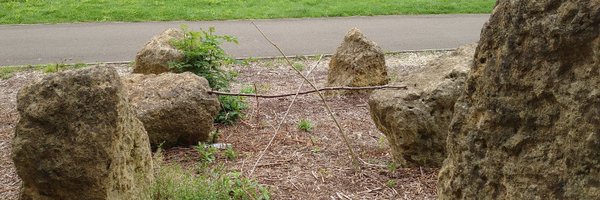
[0,51,449,200]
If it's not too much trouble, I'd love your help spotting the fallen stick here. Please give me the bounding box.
[209,85,407,98]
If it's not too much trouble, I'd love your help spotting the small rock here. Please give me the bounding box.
[123,72,220,148]
[369,44,476,167]
[132,28,184,74]
[12,66,153,200]
[327,28,389,93]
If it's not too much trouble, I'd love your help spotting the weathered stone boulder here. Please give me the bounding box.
[12,67,153,200]
[327,28,389,92]
[132,28,184,74]
[438,1,600,199]
[123,72,220,148]
[369,44,475,167]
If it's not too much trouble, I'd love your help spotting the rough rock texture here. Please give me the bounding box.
[438,1,600,199]
[369,44,476,167]
[12,67,153,200]
[123,72,220,148]
[132,28,184,74]
[327,28,389,92]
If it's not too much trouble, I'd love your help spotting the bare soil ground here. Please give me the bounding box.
[0,51,449,199]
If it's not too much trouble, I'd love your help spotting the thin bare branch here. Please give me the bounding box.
[209,85,407,98]
[250,22,361,172]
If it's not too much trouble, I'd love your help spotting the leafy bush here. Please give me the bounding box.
[169,26,247,124]
[169,26,237,91]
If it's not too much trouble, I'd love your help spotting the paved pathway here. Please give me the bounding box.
[0,14,489,66]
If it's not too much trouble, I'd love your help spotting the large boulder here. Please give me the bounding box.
[369,44,475,167]
[327,28,389,91]
[438,1,600,199]
[123,72,220,148]
[12,67,153,200]
[132,28,184,74]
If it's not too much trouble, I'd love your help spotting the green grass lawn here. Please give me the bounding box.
[0,0,495,24]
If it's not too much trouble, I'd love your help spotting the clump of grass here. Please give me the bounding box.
[240,85,256,94]
[0,65,41,79]
[196,145,218,164]
[43,63,88,73]
[387,162,398,173]
[224,146,237,161]
[297,119,314,132]
[292,62,305,71]
[386,180,397,188]
[142,150,270,200]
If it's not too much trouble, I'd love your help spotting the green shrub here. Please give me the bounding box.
[169,26,248,124]
[169,26,237,91]
[297,119,314,132]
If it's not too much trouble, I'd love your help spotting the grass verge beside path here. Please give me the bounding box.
[1,0,495,24]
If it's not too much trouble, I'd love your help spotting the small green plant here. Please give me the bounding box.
[208,130,220,144]
[224,146,237,161]
[386,180,397,188]
[377,136,388,149]
[196,144,218,164]
[292,62,305,71]
[43,63,64,73]
[215,95,248,124]
[311,147,321,154]
[386,162,398,173]
[240,85,256,94]
[297,119,314,132]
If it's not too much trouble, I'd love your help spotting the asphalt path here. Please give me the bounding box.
[0,14,490,66]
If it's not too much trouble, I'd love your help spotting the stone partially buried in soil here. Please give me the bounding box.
[438,0,600,199]
[133,28,184,74]
[12,66,153,200]
[369,44,475,167]
[123,72,220,148]
[327,28,389,93]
